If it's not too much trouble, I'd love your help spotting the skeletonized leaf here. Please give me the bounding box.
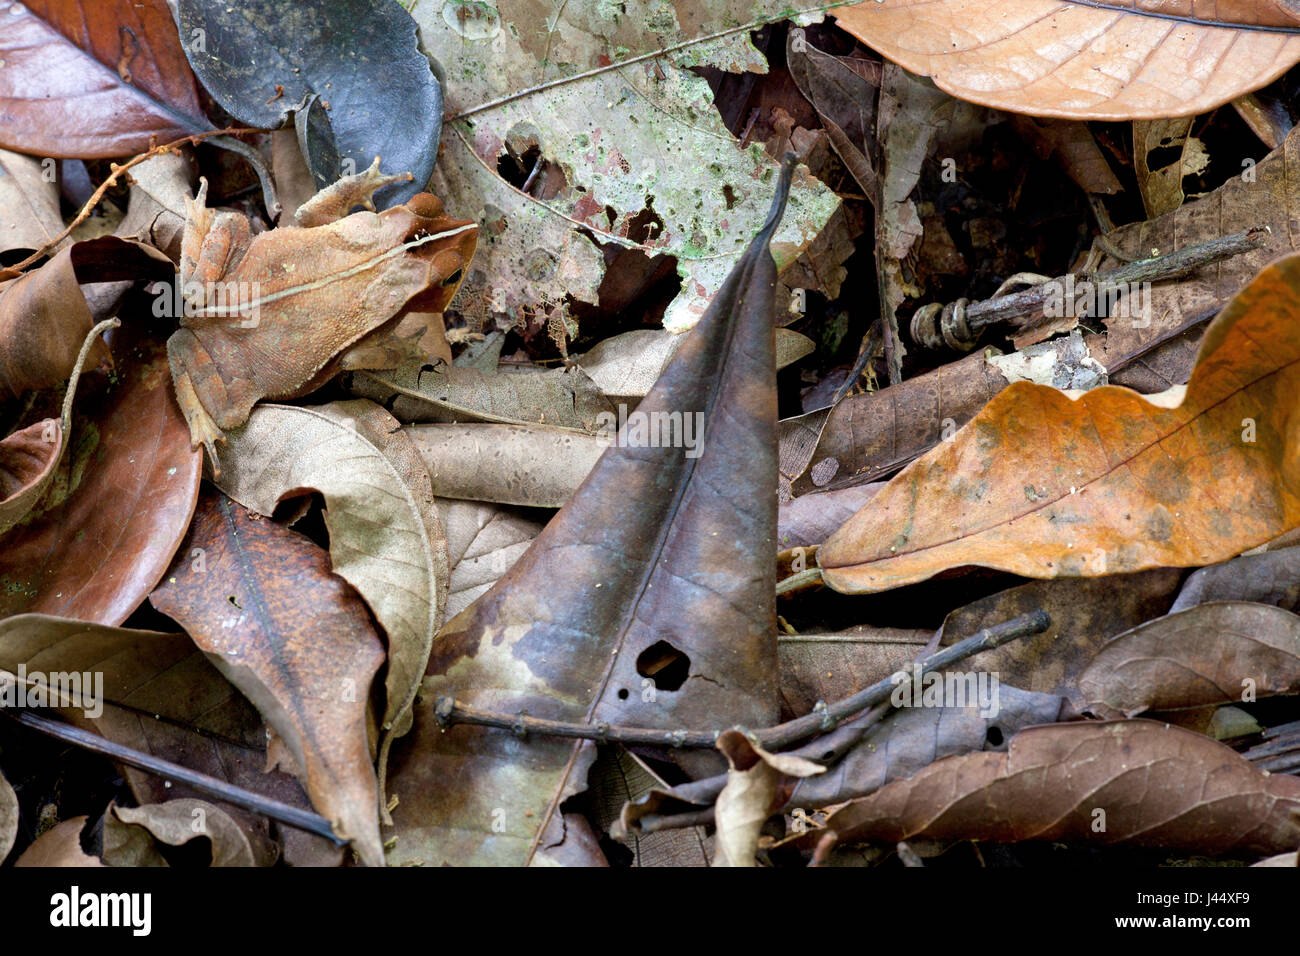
[415,0,838,338]
[833,1,1300,121]
[819,254,1300,594]
[815,720,1300,856]
[437,499,543,622]
[150,487,386,865]
[211,400,447,803]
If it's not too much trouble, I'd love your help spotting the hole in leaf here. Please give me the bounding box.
[985,726,1004,747]
[722,184,738,209]
[636,640,690,691]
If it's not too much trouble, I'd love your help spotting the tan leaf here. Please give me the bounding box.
[102,799,270,867]
[833,1,1300,121]
[211,400,448,809]
[819,254,1300,594]
[14,818,103,867]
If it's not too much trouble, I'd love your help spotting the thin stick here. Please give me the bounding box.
[0,127,267,282]
[911,227,1268,350]
[446,1,860,122]
[434,609,1049,751]
[5,709,345,846]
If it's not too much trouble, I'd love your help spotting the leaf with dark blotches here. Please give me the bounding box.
[1077,602,1300,719]
[0,324,201,624]
[385,163,797,867]
[151,486,386,866]
[0,0,208,158]
[819,255,1300,594]
[813,720,1300,857]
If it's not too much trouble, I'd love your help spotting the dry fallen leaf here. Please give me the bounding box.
[211,399,448,811]
[813,719,1300,856]
[0,325,201,624]
[0,767,15,864]
[386,164,796,866]
[819,254,1300,594]
[713,731,823,867]
[1076,602,1300,718]
[13,818,102,867]
[101,799,271,867]
[833,0,1300,121]
[1170,545,1300,612]
[150,486,386,866]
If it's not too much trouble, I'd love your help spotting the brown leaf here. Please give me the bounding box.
[1088,125,1300,387]
[0,148,62,256]
[13,818,102,867]
[833,1,1300,121]
[167,171,477,468]
[815,720,1300,856]
[0,613,335,865]
[410,423,605,508]
[587,747,711,867]
[777,625,929,720]
[786,686,1069,811]
[386,163,796,866]
[1008,116,1122,196]
[0,325,201,624]
[713,731,823,867]
[437,498,543,622]
[0,766,15,864]
[1170,545,1300,612]
[150,487,386,866]
[0,237,172,399]
[777,483,883,551]
[1077,602,1300,718]
[351,362,614,432]
[114,151,193,260]
[210,399,448,812]
[102,799,271,867]
[790,348,1011,497]
[1134,118,1210,218]
[819,254,1300,594]
[0,0,207,157]
[938,570,1182,698]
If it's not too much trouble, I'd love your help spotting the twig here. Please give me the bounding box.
[0,126,270,282]
[445,2,861,122]
[434,609,1050,751]
[3,708,345,846]
[910,227,1268,350]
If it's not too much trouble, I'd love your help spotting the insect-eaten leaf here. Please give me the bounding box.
[384,161,799,866]
[150,487,386,866]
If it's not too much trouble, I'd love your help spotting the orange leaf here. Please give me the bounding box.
[818,254,1300,594]
[833,1,1300,120]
